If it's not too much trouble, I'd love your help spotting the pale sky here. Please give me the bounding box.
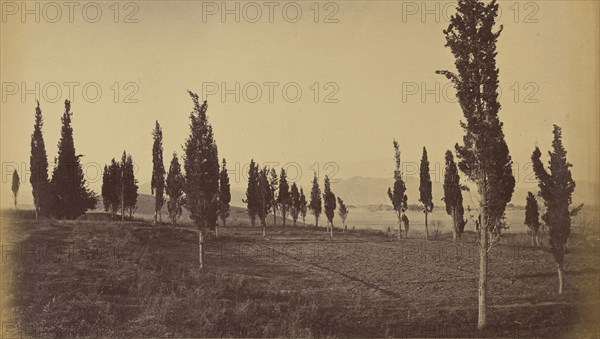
[1,0,598,207]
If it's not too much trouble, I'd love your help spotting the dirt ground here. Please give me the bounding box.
[1,217,598,338]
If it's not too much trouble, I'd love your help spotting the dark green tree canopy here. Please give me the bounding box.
[419,146,434,213]
[50,100,97,219]
[183,92,220,229]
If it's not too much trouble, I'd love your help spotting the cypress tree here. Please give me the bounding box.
[12,170,20,210]
[278,169,290,227]
[269,168,279,226]
[524,191,541,247]
[290,183,300,226]
[219,158,231,232]
[531,125,583,294]
[50,100,97,219]
[387,139,408,239]
[166,152,185,224]
[337,197,349,231]
[122,153,138,219]
[30,101,49,218]
[437,0,515,328]
[257,166,273,236]
[183,91,220,269]
[309,172,322,227]
[323,175,337,240]
[419,147,434,240]
[299,187,307,225]
[151,121,166,223]
[244,159,259,227]
[443,150,467,242]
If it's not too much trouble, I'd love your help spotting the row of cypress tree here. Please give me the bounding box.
[30,100,97,220]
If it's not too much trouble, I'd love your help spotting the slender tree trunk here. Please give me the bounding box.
[121,185,125,222]
[35,208,39,219]
[262,219,266,237]
[425,211,429,240]
[398,213,402,240]
[330,222,333,240]
[282,207,286,227]
[215,225,219,238]
[14,194,17,210]
[557,263,564,294]
[315,216,319,228]
[478,182,488,330]
[272,210,277,227]
[451,208,456,242]
[198,229,204,269]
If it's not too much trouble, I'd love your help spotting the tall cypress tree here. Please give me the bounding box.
[531,125,583,294]
[257,166,273,237]
[290,183,300,226]
[269,168,279,226]
[12,170,20,210]
[309,172,322,227]
[30,101,50,218]
[123,153,138,219]
[183,91,220,269]
[323,175,336,240]
[166,152,185,224]
[219,158,231,231]
[151,121,166,223]
[50,100,97,219]
[299,187,307,225]
[443,150,467,242]
[101,158,121,219]
[524,191,541,247]
[419,147,434,240]
[278,168,290,227]
[244,159,259,227]
[337,197,349,231]
[437,0,515,328]
[387,139,408,239]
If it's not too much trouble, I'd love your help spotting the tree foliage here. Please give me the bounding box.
[219,158,231,226]
[244,159,260,227]
[30,101,50,217]
[166,152,185,224]
[12,170,20,209]
[309,172,322,227]
[531,125,583,293]
[183,91,220,230]
[50,100,97,219]
[290,183,300,226]
[278,169,290,226]
[151,121,166,223]
[387,139,408,238]
[337,196,349,230]
[443,150,467,240]
[323,175,336,226]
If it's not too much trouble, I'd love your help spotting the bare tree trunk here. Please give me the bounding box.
[398,214,402,240]
[14,195,17,210]
[330,222,333,240]
[315,216,319,228]
[215,225,219,238]
[121,185,125,222]
[272,211,277,227]
[425,211,429,240]
[198,229,204,269]
[557,264,564,294]
[478,182,488,330]
[282,207,286,227]
[262,220,266,237]
[452,208,457,242]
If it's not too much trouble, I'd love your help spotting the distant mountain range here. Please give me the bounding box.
[136,175,599,210]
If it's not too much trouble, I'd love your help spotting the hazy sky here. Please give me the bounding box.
[1,0,598,207]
